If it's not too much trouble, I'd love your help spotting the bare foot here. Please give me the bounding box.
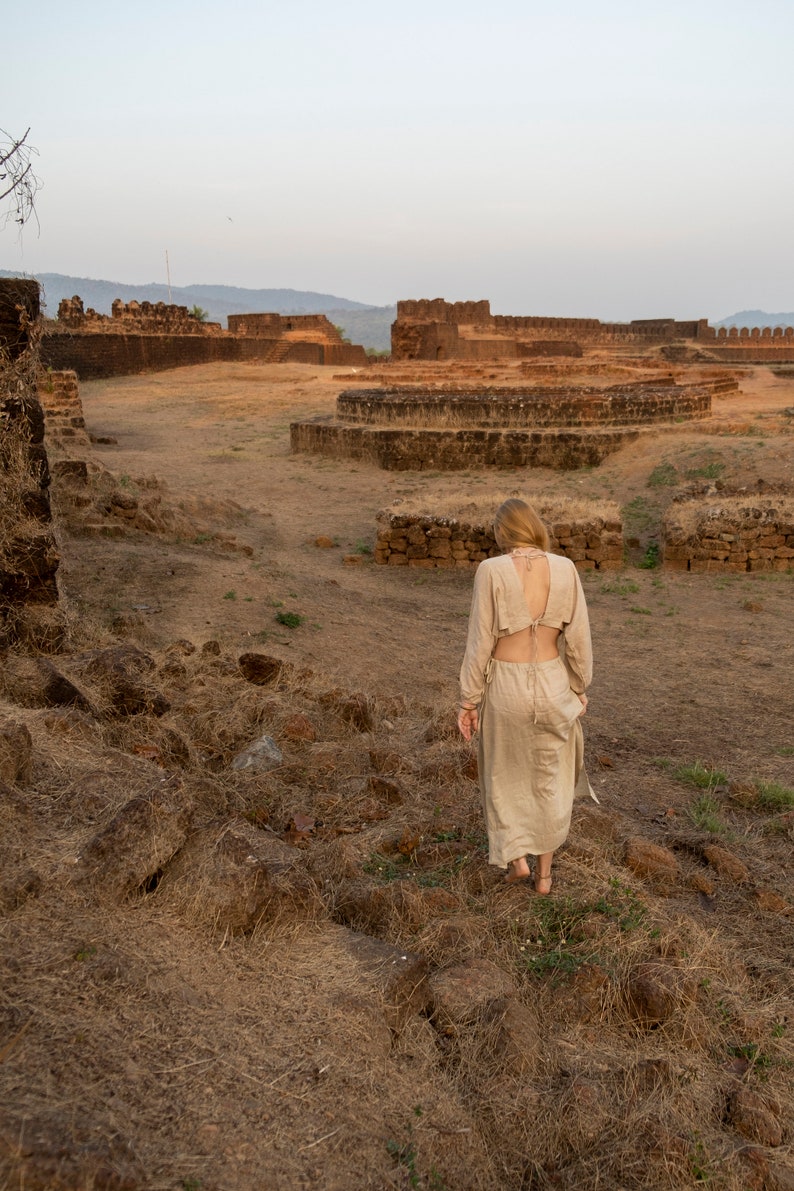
[505,856,531,883]
[534,870,553,895]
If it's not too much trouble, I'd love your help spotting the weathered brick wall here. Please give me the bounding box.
[40,332,248,378]
[374,511,623,571]
[36,370,91,454]
[335,383,711,428]
[290,418,641,470]
[227,312,342,338]
[662,499,794,572]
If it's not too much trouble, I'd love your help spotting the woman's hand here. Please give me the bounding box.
[457,705,479,741]
[577,693,588,717]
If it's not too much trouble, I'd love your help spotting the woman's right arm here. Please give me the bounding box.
[458,564,496,735]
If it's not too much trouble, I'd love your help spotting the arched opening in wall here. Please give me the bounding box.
[436,346,447,360]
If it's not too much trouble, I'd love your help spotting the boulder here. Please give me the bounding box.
[77,645,169,716]
[429,958,517,1034]
[75,774,193,899]
[160,819,321,933]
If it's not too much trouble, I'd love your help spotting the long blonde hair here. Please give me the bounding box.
[493,498,550,552]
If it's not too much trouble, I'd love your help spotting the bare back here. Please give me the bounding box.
[492,552,562,663]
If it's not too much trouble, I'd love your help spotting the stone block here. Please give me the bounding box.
[703,844,750,883]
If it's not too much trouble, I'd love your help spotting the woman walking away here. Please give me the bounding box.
[457,498,594,893]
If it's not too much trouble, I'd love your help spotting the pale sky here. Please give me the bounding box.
[3,0,793,320]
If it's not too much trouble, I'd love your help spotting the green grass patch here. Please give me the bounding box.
[629,605,653,616]
[689,793,730,835]
[755,780,794,811]
[222,590,236,601]
[674,760,728,790]
[275,610,303,628]
[600,578,639,596]
[647,462,679,488]
[638,542,661,568]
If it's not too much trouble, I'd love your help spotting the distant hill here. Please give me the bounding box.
[715,309,794,329]
[0,270,396,351]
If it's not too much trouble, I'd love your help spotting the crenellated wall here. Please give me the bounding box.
[57,295,221,334]
[392,299,713,361]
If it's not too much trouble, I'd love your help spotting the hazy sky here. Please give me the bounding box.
[3,0,793,319]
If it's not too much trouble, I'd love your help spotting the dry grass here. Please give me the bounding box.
[666,493,794,538]
[383,487,622,528]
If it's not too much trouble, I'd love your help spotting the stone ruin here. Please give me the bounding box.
[56,295,221,335]
[662,495,794,572]
[226,312,369,366]
[375,506,623,571]
[42,298,370,378]
[391,298,794,365]
[290,378,718,471]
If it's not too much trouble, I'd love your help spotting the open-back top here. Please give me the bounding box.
[459,551,593,706]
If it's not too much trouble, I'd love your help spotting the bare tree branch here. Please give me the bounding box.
[0,127,42,231]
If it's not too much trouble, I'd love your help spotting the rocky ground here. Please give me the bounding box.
[0,359,792,1189]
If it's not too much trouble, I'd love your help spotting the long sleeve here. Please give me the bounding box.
[459,563,498,705]
[561,565,593,694]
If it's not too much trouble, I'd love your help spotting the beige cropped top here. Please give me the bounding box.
[459,552,593,705]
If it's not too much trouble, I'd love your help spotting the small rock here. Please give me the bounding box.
[754,888,792,915]
[341,929,429,1031]
[728,1086,783,1147]
[624,837,680,888]
[1,656,92,711]
[314,536,336,548]
[429,958,516,1034]
[337,693,374,732]
[688,871,716,895]
[367,775,404,804]
[230,734,283,772]
[78,645,169,716]
[703,844,750,884]
[342,554,364,566]
[0,718,33,785]
[281,713,318,743]
[626,961,696,1026]
[485,997,541,1075]
[201,639,221,656]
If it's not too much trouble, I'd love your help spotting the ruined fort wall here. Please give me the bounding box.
[227,313,342,338]
[40,332,250,379]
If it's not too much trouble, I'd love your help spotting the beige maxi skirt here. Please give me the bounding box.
[477,656,595,867]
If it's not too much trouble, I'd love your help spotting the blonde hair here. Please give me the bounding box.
[493,498,550,552]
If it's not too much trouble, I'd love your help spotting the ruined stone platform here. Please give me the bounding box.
[290,381,713,471]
